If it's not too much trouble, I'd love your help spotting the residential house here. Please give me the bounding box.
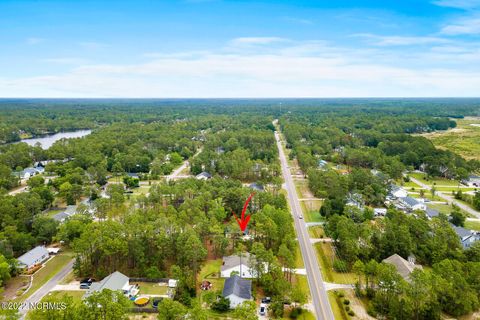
[382,254,422,282]
[318,159,328,170]
[249,183,264,192]
[221,253,256,278]
[452,225,480,249]
[396,197,426,212]
[222,275,253,308]
[52,205,77,222]
[215,147,225,155]
[17,246,50,269]
[84,271,138,298]
[425,207,440,220]
[463,175,480,187]
[196,172,212,180]
[388,185,408,199]
[374,208,387,217]
[16,167,43,180]
[346,193,364,209]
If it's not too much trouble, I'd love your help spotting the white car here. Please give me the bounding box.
[259,303,267,316]
[298,214,303,219]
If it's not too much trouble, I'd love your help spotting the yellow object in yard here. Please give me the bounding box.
[134,296,149,306]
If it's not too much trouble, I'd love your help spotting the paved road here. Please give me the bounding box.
[18,259,74,318]
[275,130,334,320]
[166,148,202,181]
[408,176,480,219]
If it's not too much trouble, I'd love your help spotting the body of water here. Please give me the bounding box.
[19,129,92,149]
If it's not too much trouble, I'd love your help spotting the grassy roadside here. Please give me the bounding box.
[16,250,74,302]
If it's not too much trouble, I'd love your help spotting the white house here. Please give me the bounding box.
[221,253,256,278]
[452,225,480,249]
[196,171,212,180]
[17,246,49,269]
[84,271,138,298]
[389,185,408,199]
[374,208,387,217]
[397,197,427,212]
[222,275,253,308]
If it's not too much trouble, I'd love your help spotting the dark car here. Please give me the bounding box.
[152,298,163,308]
[79,277,95,289]
[261,297,271,304]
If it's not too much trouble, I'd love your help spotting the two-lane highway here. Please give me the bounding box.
[275,129,334,320]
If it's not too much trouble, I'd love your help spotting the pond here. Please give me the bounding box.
[19,129,92,149]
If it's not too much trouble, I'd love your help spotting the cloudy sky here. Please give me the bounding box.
[1,0,480,97]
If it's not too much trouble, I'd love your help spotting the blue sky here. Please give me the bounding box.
[1,0,480,97]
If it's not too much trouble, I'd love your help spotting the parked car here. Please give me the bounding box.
[261,297,271,304]
[79,277,95,289]
[259,304,267,316]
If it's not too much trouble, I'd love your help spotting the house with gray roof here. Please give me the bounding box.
[452,225,480,249]
[52,205,77,222]
[425,207,440,220]
[221,253,256,278]
[196,171,212,180]
[396,196,426,212]
[17,246,49,269]
[382,254,422,282]
[249,183,264,192]
[388,185,408,199]
[84,271,138,298]
[222,275,253,308]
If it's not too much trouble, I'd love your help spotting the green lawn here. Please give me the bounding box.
[408,172,461,187]
[16,250,74,302]
[42,290,84,303]
[294,243,305,268]
[328,291,350,320]
[136,282,168,295]
[465,220,480,231]
[197,259,225,305]
[314,243,357,284]
[308,226,325,238]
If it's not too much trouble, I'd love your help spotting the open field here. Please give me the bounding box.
[42,290,84,303]
[408,172,461,187]
[418,118,480,160]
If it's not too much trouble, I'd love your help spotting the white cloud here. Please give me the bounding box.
[354,33,451,46]
[282,17,314,25]
[441,16,480,34]
[229,37,288,46]
[432,0,480,9]
[2,39,480,97]
[42,57,88,65]
[26,37,45,45]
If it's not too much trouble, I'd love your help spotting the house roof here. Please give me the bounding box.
[221,253,253,271]
[249,183,264,191]
[86,271,129,295]
[222,275,252,300]
[425,207,439,218]
[400,196,420,207]
[382,254,422,281]
[196,171,212,179]
[52,211,69,222]
[452,225,472,239]
[17,246,49,267]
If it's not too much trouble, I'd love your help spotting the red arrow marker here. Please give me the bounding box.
[232,193,255,232]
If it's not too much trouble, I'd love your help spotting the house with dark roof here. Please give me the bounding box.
[249,183,264,192]
[452,225,480,249]
[382,254,422,282]
[84,271,138,298]
[17,246,49,269]
[222,275,253,308]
